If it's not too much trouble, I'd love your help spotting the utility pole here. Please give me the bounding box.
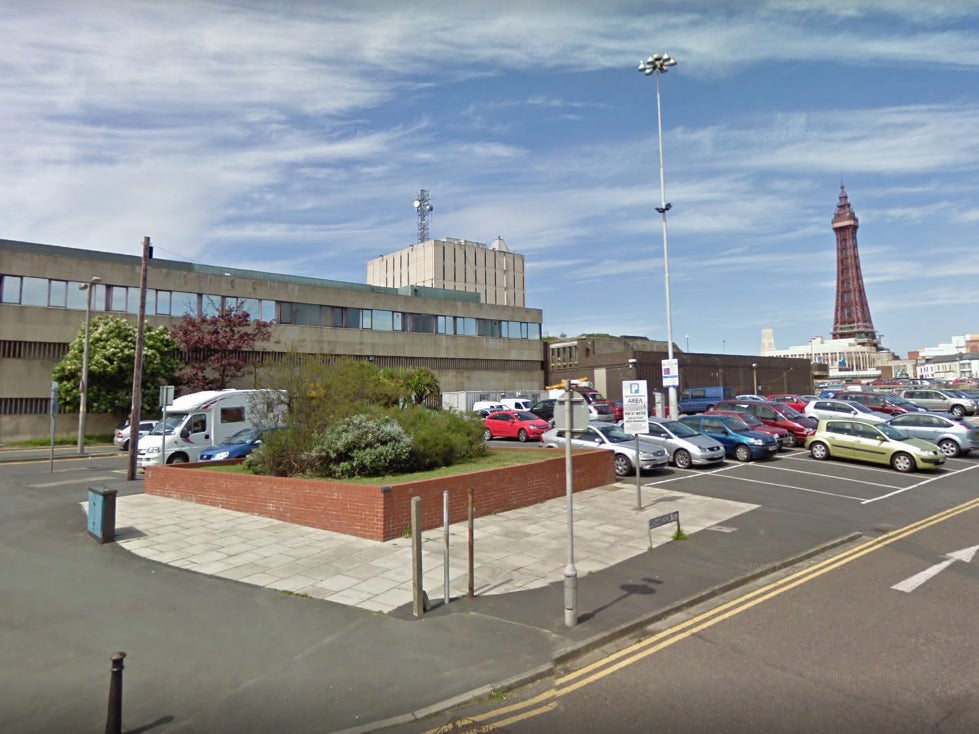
[127,237,151,481]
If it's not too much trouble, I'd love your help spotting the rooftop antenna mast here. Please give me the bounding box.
[413,189,433,243]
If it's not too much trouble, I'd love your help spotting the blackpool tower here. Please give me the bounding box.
[831,185,878,345]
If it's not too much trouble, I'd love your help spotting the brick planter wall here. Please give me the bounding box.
[144,448,616,541]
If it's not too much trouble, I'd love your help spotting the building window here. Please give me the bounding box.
[21,277,48,306]
[373,310,394,331]
[48,280,67,308]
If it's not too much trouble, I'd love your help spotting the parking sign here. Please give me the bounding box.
[621,380,649,434]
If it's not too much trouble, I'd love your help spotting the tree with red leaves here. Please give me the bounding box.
[170,301,273,392]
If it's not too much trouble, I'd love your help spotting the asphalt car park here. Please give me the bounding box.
[641,445,979,509]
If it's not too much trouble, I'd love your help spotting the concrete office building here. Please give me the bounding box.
[0,238,543,441]
[367,236,525,307]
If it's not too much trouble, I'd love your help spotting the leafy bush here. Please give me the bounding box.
[243,425,312,477]
[303,415,412,478]
[393,405,488,471]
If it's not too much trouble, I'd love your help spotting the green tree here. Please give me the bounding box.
[52,315,179,417]
[170,302,273,391]
[380,366,441,406]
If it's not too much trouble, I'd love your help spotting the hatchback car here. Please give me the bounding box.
[805,418,946,473]
[588,401,616,422]
[540,423,669,476]
[705,409,792,450]
[883,412,979,458]
[483,410,551,442]
[198,426,280,461]
[714,400,816,447]
[529,399,556,423]
[766,394,812,412]
[896,389,977,417]
[804,399,889,424]
[826,391,910,416]
[639,419,726,468]
[678,414,779,462]
[113,420,157,451]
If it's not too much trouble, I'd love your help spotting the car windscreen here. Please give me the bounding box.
[225,428,261,443]
[877,423,910,441]
[595,425,634,443]
[661,421,698,438]
[847,401,875,414]
[718,415,749,430]
[150,414,185,435]
[737,413,763,427]
[777,406,804,419]
[514,411,539,421]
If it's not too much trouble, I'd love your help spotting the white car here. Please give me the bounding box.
[541,422,669,476]
[113,420,157,451]
[804,399,889,424]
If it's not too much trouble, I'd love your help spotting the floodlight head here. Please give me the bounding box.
[413,200,421,208]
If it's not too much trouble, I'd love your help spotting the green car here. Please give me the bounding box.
[805,418,946,473]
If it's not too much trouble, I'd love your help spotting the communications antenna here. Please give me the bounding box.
[413,189,433,243]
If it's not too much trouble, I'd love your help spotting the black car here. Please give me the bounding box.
[530,399,556,422]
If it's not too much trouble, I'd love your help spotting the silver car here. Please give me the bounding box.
[113,420,157,451]
[541,422,669,476]
[804,399,889,424]
[895,388,977,417]
[638,419,726,468]
[884,412,979,458]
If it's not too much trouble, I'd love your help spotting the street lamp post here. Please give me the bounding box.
[639,52,679,419]
[77,276,102,454]
[752,363,759,395]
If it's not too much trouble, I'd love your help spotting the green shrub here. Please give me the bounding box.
[393,405,488,471]
[243,424,313,477]
[303,414,412,478]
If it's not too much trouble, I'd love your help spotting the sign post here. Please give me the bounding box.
[661,359,679,416]
[622,380,649,509]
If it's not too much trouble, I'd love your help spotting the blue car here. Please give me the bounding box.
[198,427,278,461]
[678,414,779,462]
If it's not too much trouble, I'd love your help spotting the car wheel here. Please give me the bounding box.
[735,444,752,462]
[809,441,830,460]
[951,405,966,417]
[167,453,188,464]
[937,439,960,458]
[891,452,915,473]
[483,428,493,441]
[673,449,692,469]
[517,428,529,442]
[614,454,634,476]
[784,433,798,448]
[121,439,130,451]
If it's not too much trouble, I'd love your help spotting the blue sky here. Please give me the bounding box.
[4,1,979,359]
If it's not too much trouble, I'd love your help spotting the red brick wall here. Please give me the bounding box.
[144,448,615,541]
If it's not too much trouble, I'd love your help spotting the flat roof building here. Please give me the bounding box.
[1,238,544,440]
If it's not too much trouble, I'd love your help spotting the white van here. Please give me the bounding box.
[472,401,506,414]
[501,398,533,411]
[137,389,282,468]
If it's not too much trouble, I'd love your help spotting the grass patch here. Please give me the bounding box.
[202,446,559,484]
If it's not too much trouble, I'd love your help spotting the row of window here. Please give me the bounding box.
[0,275,541,340]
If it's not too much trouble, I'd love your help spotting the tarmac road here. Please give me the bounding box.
[1,447,978,733]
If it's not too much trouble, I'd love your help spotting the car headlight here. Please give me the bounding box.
[638,451,658,460]
[750,438,764,445]
[209,451,230,461]
[146,446,161,455]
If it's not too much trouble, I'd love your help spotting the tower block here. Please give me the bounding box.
[831,185,878,345]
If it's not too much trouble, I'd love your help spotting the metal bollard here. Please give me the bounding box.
[105,651,126,734]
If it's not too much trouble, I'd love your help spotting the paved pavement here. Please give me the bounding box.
[0,448,863,734]
[104,484,758,613]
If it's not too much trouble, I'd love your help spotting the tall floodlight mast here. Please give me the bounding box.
[413,189,434,243]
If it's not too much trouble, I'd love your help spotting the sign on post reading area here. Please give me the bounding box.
[621,379,649,435]
[661,358,679,387]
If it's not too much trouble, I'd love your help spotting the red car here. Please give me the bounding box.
[483,410,551,443]
[766,394,812,412]
[705,409,792,450]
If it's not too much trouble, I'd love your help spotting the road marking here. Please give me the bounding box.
[891,545,979,593]
[861,462,979,504]
[743,464,902,489]
[29,476,118,488]
[712,473,867,501]
[426,495,979,733]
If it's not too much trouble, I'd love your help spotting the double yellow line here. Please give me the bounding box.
[426,494,979,732]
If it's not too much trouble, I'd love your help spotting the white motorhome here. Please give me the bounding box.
[136,389,282,468]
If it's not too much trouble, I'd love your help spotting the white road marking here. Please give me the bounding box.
[746,464,902,490]
[891,545,979,593]
[712,472,867,501]
[861,462,979,505]
[29,476,118,488]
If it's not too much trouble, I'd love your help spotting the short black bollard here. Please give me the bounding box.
[105,651,126,734]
